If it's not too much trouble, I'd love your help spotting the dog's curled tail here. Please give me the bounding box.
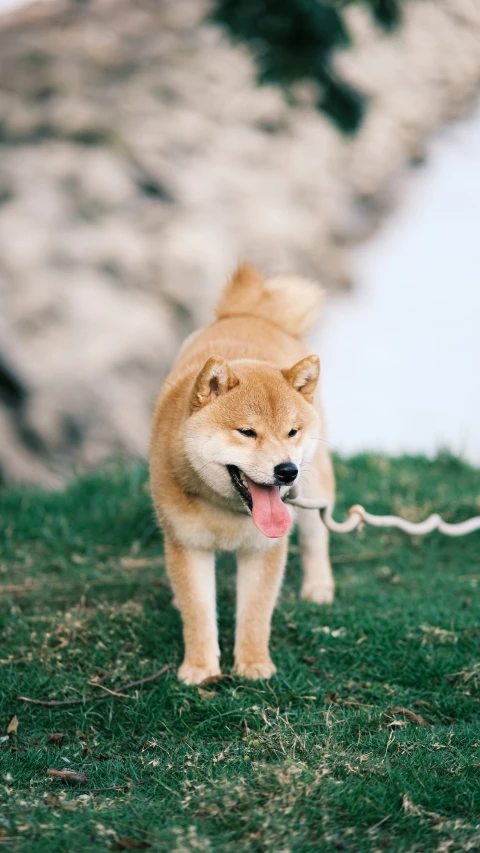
[215,263,324,339]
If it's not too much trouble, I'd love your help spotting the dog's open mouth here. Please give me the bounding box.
[227,465,252,511]
[227,464,292,539]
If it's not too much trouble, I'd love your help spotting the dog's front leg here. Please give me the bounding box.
[164,535,220,685]
[234,537,288,680]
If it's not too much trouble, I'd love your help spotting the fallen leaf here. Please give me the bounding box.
[197,688,217,700]
[7,716,19,735]
[390,706,430,726]
[119,557,164,570]
[312,626,346,638]
[402,793,420,816]
[113,837,151,850]
[323,692,361,707]
[44,792,62,807]
[47,768,87,785]
[47,732,66,744]
[402,793,444,823]
[324,691,339,704]
[420,625,458,645]
[446,663,480,688]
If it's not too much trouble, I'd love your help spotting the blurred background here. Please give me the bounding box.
[0,0,479,487]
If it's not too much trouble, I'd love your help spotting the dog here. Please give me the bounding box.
[150,264,335,684]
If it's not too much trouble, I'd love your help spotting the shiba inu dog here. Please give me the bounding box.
[150,264,335,684]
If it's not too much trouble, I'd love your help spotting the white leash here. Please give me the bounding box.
[286,496,480,537]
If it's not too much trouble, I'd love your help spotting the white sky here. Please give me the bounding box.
[0,0,32,8]
[314,106,480,463]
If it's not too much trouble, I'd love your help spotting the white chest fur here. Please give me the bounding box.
[163,498,294,553]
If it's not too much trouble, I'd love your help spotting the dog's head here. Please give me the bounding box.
[182,355,320,538]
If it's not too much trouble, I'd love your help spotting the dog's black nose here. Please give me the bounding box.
[274,462,298,485]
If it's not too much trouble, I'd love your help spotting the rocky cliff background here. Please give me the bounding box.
[1,0,479,485]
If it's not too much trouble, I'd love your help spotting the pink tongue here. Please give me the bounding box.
[246,477,292,538]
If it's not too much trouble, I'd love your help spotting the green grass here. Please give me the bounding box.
[1,454,480,852]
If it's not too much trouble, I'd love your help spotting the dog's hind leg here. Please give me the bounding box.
[298,445,335,604]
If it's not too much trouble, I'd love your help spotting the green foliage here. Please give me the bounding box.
[211,0,401,133]
[369,0,401,29]
[1,454,480,851]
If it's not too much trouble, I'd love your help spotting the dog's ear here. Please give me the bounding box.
[191,356,239,411]
[282,355,319,404]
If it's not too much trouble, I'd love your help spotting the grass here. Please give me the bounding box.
[1,454,480,852]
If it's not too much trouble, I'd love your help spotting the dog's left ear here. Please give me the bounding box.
[191,356,239,411]
[282,355,320,404]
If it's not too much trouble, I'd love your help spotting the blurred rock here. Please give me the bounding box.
[0,0,479,484]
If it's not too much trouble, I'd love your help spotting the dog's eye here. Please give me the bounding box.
[288,428,299,438]
[237,428,257,438]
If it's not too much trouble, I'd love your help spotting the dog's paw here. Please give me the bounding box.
[234,658,277,680]
[301,583,335,605]
[178,659,221,685]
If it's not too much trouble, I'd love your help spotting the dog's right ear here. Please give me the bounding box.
[190,356,239,411]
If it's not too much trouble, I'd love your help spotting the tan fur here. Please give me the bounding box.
[150,264,335,685]
[215,262,325,338]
